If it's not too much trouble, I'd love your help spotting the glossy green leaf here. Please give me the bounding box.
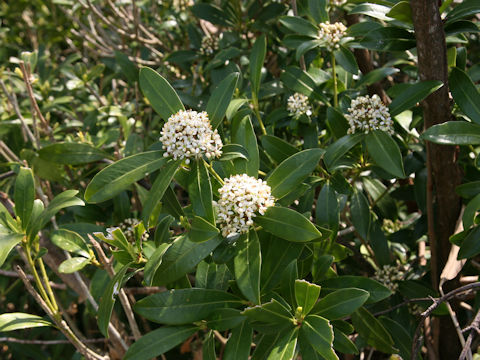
[25,199,44,240]
[266,327,299,360]
[205,308,245,331]
[320,276,392,304]
[139,67,184,120]
[324,133,364,171]
[380,316,412,360]
[389,80,443,117]
[234,230,261,304]
[308,0,328,23]
[349,3,392,21]
[58,256,91,273]
[141,159,180,226]
[0,233,24,268]
[242,299,294,327]
[365,131,405,178]
[279,16,318,38]
[144,243,170,286]
[232,115,259,177]
[188,159,215,223]
[267,149,324,199]
[250,34,266,97]
[124,325,198,360]
[449,67,480,124]
[280,66,326,102]
[134,288,243,325]
[0,312,52,332]
[359,27,416,51]
[333,328,358,355]
[207,72,239,129]
[446,0,480,24]
[261,135,298,164]
[458,226,480,259]
[220,144,249,161]
[334,46,359,75]
[223,321,253,360]
[38,142,107,165]
[190,3,232,26]
[300,315,338,360]
[85,151,166,203]
[351,307,396,353]
[355,67,399,88]
[203,331,217,360]
[252,333,282,360]
[311,288,369,319]
[386,1,412,23]
[316,182,339,233]
[51,229,89,257]
[295,279,321,315]
[255,206,322,242]
[350,189,370,239]
[189,216,219,243]
[463,193,480,230]
[98,262,131,337]
[15,167,35,230]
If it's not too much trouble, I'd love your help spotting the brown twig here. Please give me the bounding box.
[0,337,108,345]
[0,269,66,290]
[124,286,167,295]
[459,309,480,360]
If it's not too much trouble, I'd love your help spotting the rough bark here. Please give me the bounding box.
[411,1,463,359]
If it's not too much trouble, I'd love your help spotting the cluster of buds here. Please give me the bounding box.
[318,21,347,51]
[160,110,223,164]
[287,93,313,117]
[382,218,403,234]
[106,218,149,243]
[374,263,410,292]
[199,35,219,56]
[214,174,275,238]
[345,94,394,134]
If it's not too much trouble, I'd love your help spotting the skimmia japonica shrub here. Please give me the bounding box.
[1,0,480,359]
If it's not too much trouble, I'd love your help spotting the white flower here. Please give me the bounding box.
[287,93,312,117]
[199,35,219,56]
[318,21,347,51]
[160,110,223,163]
[214,174,275,238]
[345,94,394,134]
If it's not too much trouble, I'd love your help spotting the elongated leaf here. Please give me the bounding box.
[242,299,294,327]
[309,0,328,23]
[279,16,318,37]
[232,115,259,177]
[458,226,480,259]
[295,279,321,315]
[139,67,184,120]
[142,159,180,226]
[58,257,91,273]
[144,243,170,286]
[0,313,52,332]
[98,262,131,337]
[188,159,215,223]
[324,133,364,171]
[261,135,298,164]
[389,80,443,117]
[38,143,107,165]
[320,276,392,304]
[386,1,412,23]
[124,325,198,360]
[250,35,266,97]
[190,3,233,26]
[223,321,253,360]
[203,331,217,360]
[351,307,396,353]
[267,149,323,199]
[280,66,326,102]
[255,206,322,242]
[252,333,282,360]
[365,131,405,178]
[333,328,358,355]
[380,316,412,360]
[300,315,338,360]
[349,3,392,21]
[206,308,245,331]
[134,288,243,325]
[316,182,339,232]
[311,288,369,319]
[15,167,35,230]
[359,27,416,51]
[355,67,399,88]
[267,327,299,360]
[350,189,371,239]
[85,151,166,203]
[449,67,480,124]
[234,230,261,304]
[51,229,89,257]
[446,0,480,24]
[334,46,359,75]
[189,216,219,243]
[207,72,239,129]
[152,235,221,286]
[422,121,480,145]
[0,233,23,268]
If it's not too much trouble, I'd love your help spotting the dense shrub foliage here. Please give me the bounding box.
[1,0,480,359]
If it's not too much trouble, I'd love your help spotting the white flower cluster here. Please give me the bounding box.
[106,218,149,243]
[287,93,312,117]
[345,94,394,134]
[318,21,347,51]
[374,263,410,292]
[160,110,223,163]
[199,35,219,56]
[214,174,275,238]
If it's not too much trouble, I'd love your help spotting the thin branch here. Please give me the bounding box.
[0,337,108,345]
[0,269,66,290]
[459,309,480,360]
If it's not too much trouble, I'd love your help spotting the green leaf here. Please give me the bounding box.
[458,226,480,259]
[351,307,396,353]
[389,80,443,117]
[0,312,52,332]
[207,72,239,130]
[85,151,166,203]
[234,230,261,304]
[266,327,299,360]
[188,159,215,223]
[206,308,245,331]
[267,149,324,199]
[365,131,405,178]
[349,3,392,21]
[255,206,323,242]
[252,333,282,360]
[0,233,23,268]
[359,27,416,52]
[308,0,328,23]
[355,67,399,88]
[295,279,321,315]
[300,315,338,360]
[223,321,253,360]
[142,159,180,226]
[350,189,371,239]
[232,115,259,177]
[115,51,138,84]
[449,67,480,124]
[51,229,90,257]
[280,66,326,102]
[316,182,339,233]
[219,144,249,161]
[261,135,298,164]
[319,276,392,304]
[124,325,198,360]
[190,3,233,26]
[152,235,221,286]
[386,1,412,23]
[311,288,369,319]
[279,16,318,37]
[25,200,44,240]
[324,133,364,171]
[134,288,243,325]
[333,328,358,355]
[250,34,267,98]
[463,193,480,230]
[98,262,131,337]
[334,46,359,75]
[203,331,217,360]
[143,243,170,286]
[421,121,480,145]
[15,167,35,230]
[380,316,412,360]
[58,256,91,273]
[242,299,294,327]
[38,142,108,165]
[446,0,480,24]
[139,67,184,120]
[189,216,220,243]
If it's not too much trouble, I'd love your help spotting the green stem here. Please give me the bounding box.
[204,159,224,185]
[331,52,338,108]
[38,257,58,311]
[25,246,55,311]
[252,95,267,136]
